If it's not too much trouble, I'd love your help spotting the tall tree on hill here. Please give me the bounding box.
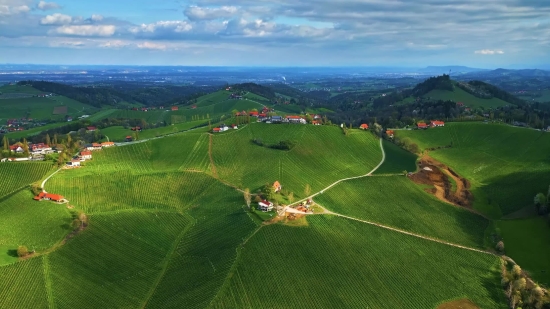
[22,138,29,156]
[2,136,9,151]
[45,134,51,146]
[66,133,72,149]
[53,133,58,145]
[243,188,251,208]
[534,193,547,215]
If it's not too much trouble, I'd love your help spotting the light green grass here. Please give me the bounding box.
[315,176,489,248]
[397,122,550,218]
[87,108,118,121]
[425,86,509,108]
[212,124,382,197]
[374,139,417,174]
[497,217,550,285]
[212,215,506,308]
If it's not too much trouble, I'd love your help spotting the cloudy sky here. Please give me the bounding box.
[0,0,549,67]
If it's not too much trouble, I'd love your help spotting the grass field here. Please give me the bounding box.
[425,86,510,109]
[100,120,208,142]
[212,124,382,197]
[0,96,96,122]
[211,215,506,308]
[315,176,489,248]
[497,218,550,285]
[397,122,550,218]
[0,162,52,199]
[374,139,417,174]
[0,84,43,95]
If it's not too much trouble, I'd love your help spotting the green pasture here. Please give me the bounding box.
[212,215,506,308]
[425,86,510,109]
[0,96,95,121]
[374,139,418,174]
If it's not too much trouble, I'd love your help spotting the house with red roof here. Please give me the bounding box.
[126,136,133,141]
[69,159,81,167]
[81,151,92,160]
[417,122,428,129]
[249,111,259,117]
[258,200,274,212]
[360,124,369,130]
[34,192,64,202]
[101,142,115,148]
[232,124,238,129]
[386,130,395,138]
[212,128,221,133]
[273,181,282,192]
[430,120,445,127]
[285,115,306,124]
[86,126,97,132]
[171,106,179,111]
[312,121,321,125]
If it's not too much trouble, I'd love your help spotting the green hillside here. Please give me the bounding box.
[212,216,505,308]
[0,162,52,198]
[425,86,510,108]
[0,96,97,121]
[315,176,489,248]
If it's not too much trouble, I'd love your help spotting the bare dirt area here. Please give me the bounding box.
[409,154,474,209]
[437,299,480,309]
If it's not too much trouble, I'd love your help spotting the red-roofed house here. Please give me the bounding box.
[457,102,464,107]
[360,124,369,130]
[212,128,221,133]
[101,142,115,148]
[249,111,259,117]
[35,192,64,202]
[34,192,46,200]
[417,122,428,129]
[258,200,274,212]
[312,121,320,125]
[171,106,179,111]
[69,159,81,167]
[386,130,395,137]
[285,115,306,124]
[273,181,282,192]
[81,151,92,160]
[126,136,133,141]
[430,120,445,127]
[87,126,97,132]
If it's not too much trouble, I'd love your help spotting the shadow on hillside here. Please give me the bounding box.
[480,170,550,217]
[6,249,18,258]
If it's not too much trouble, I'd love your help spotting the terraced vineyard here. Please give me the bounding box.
[315,176,489,248]
[397,122,550,217]
[212,124,382,197]
[212,215,506,308]
[0,162,52,198]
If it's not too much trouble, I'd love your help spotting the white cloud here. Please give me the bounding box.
[475,49,504,55]
[37,1,60,10]
[40,13,72,25]
[0,3,30,16]
[99,40,130,48]
[91,14,103,22]
[137,41,167,50]
[53,25,116,36]
[184,6,239,21]
[130,21,192,34]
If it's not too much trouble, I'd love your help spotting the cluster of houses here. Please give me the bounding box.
[1,118,47,133]
[129,106,179,111]
[212,124,238,133]
[67,141,114,167]
[417,120,445,129]
[257,181,282,212]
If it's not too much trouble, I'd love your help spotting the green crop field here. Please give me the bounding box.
[195,90,231,107]
[497,218,550,285]
[212,124,382,197]
[0,84,43,95]
[0,162,52,198]
[0,96,96,121]
[374,139,417,174]
[211,215,506,308]
[315,176,489,248]
[425,86,510,108]
[397,122,550,218]
[87,108,119,121]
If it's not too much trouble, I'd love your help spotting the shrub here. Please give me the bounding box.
[17,246,29,257]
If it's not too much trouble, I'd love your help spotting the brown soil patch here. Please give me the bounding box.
[264,212,308,226]
[437,299,479,309]
[409,154,474,209]
[53,105,68,115]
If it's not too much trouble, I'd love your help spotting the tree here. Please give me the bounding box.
[66,133,72,149]
[496,241,505,252]
[17,245,29,257]
[288,192,294,204]
[243,188,251,208]
[53,133,58,145]
[304,184,311,197]
[45,134,51,146]
[534,193,547,214]
[2,136,9,151]
[263,183,275,200]
[22,138,29,155]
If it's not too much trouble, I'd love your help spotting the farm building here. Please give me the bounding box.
[34,192,65,202]
[258,200,274,212]
[85,143,102,151]
[273,181,282,192]
[101,142,115,148]
[126,136,133,142]
[417,122,428,129]
[285,116,306,124]
[430,120,445,127]
[386,130,395,138]
[312,121,321,125]
[9,145,24,153]
[249,111,259,117]
[171,106,179,111]
[80,151,92,160]
[212,128,221,133]
[69,159,81,167]
[232,124,238,129]
[360,124,369,130]
[86,126,97,132]
[270,116,283,123]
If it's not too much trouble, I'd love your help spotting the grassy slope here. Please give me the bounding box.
[315,176,489,248]
[0,84,43,95]
[212,216,506,309]
[100,120,208,142]
[497,218,550,285]
[0,96,96,121]
[212,124,382,197]
[397,122,550,218]
[425,86,510,108]
[374,139,418,174]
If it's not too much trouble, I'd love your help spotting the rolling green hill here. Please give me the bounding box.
[425,86,510,108]
[0,96,97,122]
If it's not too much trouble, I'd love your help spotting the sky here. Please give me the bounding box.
[0,0,549,67]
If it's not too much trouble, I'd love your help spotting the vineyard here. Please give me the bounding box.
[373,139,418,175]
[315,176,490,248]
[397,122,550,217]
[212,124,382,197]
[0,162,52,199]
[211,215,506,308]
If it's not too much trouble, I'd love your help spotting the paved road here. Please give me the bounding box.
[41,168,62,193]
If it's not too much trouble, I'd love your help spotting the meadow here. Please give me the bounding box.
[425,86,510,108]
[0,96,95,121]
[397,122,550,218]
[212,124,382,197]
[315,176,489,248]
[100,119,208,142]
[211,215,506,309]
